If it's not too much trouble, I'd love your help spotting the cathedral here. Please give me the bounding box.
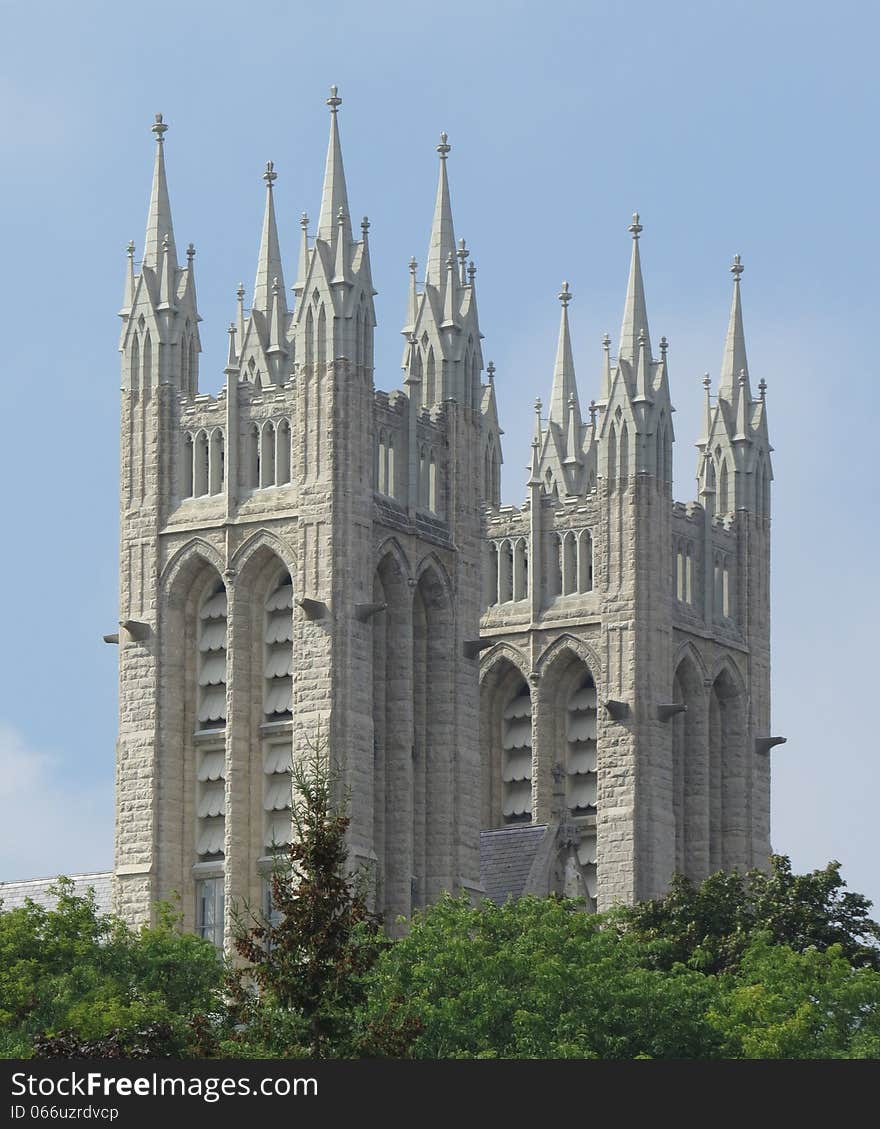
[111,89,778,946]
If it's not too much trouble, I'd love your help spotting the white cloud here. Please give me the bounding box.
[0,723,113,882]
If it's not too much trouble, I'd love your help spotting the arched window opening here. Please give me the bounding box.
[566,673,597,816]
[130,334,140,394]
[264,572,294,853]
[722,556,731,619]
[182,433,194,498]
[719,458,729,514]
[141,331,152,395]
[376,431,387,493]
[562,532,577,595]
[260,422,276,488]
[387,434,396,498]
[502,679,532,824]
[249,425,261,489]
[513,539,528,601]
[419,446,428,509]
[412,347,423,406]
[197,583,227,733]
[193,431,209,496]
[304,307,314,370]
[276,419,291,485]
[317,304,327,370]
[485,542,499,607]
[619,422,630,483]
[578,529,594,592]
[685,543,694,604]
[426,347,436,405]
[607,423,617,486]
[428,452,438,513]
[498,540,514,603]
[676,542,685,601]
[714,553,723,618]
[208,429,224,495]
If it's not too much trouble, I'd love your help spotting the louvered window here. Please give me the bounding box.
[264,574,293,852]
[566,675,597,815]
[502,682,532,824]
[196,584,226,861]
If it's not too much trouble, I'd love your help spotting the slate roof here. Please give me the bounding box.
[480,824,548,904]
[0,872,114,915]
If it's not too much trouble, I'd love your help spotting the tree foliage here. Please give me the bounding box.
[617,855,880,974]
[218,746,393,1058]
[0,881,222,1058]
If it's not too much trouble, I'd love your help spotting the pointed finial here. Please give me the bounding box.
[535,397,542,417]
[558,280,572,306]
[457,237,468,262]
[300,211,309,231]
[487,360,495,382]
[437,131,451,159]
[603,332,611,351]
[151,113,168,142]
[731,253,744,281]
[263,160,277,186]
[126,240,135,258]
[758,378,767,401]
[361,215,370,235]
[629,212,643,238]
[187,242,195,263]
[237,281,245,301]
[660,335,668,357]
[703,372,711,390]
[446,250,456,271]
[409,256,417,276]
[468,260,476,282]
[589,399,598,425]
[327,85,342,113]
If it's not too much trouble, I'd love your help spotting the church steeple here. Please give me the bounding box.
[143,114,176,271]
[425,133,456,291]
[316,86,352,248]
[548,281,580,439]
[618,213,650,363]
[718,254,750,403]
[253,161,286,316]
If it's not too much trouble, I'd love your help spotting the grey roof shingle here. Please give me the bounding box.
[480,824,548,905]
[0,872,114,916]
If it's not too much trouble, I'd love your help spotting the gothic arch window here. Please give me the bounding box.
[607,422,617,484]
[376,430,387,493]
[501,679,532,824]
[619,422,630,482]
[577,529,594,592]
[130,333,140,393]
[562,532,577,595]
[276,419,291,485]
[485,542,499,607]
[498,540,514,603]
[304,307,314,370]
[197,583,227,732]
[676,540,685,601]
[208,428,224,495]
[260,421,276,488]
[566,673,597,816]
[412,346,423,406]
[718,458,730,514]
[193,431,209,496]
[685,543,694,604]
[513,538,528,601]
[418,445,428,509]
[387,433,396,498]
[317,304,327,370]
[249,424,261,489]
[426,346,436,405]
[141,331,152,395]
[196,578,227,879]
[182,433,194,498]
[709,664,747,872]
[428,452,438,513]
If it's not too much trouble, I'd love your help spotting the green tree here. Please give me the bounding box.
[618,855,880,974]
[0,880,222,1058]
[361,894,725,1059]
[220,745,393,1058]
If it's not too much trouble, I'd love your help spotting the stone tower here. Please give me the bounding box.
[113,92,778,938]
[114,93,484,942]
[479,218,777,910]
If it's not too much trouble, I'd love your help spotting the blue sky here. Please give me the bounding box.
[1,0,878,908]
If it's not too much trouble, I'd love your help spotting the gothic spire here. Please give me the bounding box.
[718,254,750,403]
[253,162,286,315]
[143,114,176,270]
[425,132,456,289]
[316,86,352,247]
[548,282,580,435]
[618,213,650,363]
